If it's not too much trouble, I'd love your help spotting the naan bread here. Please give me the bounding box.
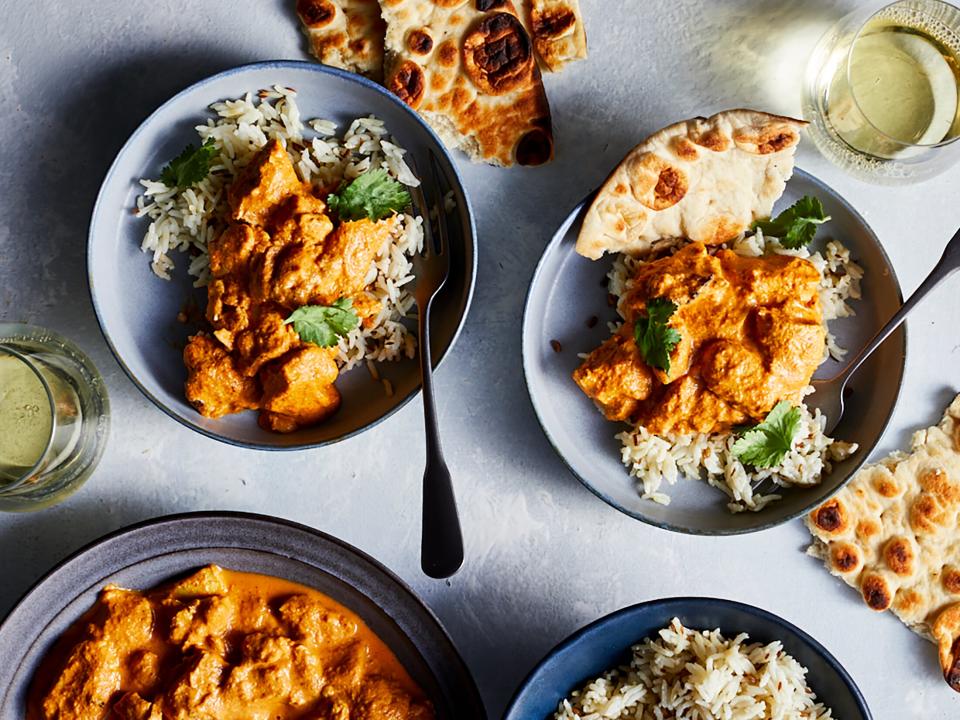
[379,0,554,166]
[296,0,386,80]
[576,110,806,260]
[806,394,960,691]
[525,0,587,71]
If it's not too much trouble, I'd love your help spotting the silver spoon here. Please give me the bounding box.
[815,226,960,435]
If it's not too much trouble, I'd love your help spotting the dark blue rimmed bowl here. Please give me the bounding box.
[504,597,871,720]
[88,60,476,450]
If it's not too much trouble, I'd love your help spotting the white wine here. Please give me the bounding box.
[0,354,53,480]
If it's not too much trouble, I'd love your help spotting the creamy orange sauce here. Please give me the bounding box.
[574,242,826,434]
[29,565,434,720]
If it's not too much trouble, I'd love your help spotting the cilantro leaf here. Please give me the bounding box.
[284,298,360,348]
[160,138,218,189]
[752,196,831,250]
[633,297,682,373]
[731,401,802,468]
[327,168,411,222]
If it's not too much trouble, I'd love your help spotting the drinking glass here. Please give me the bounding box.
[0,324,109,511]
[802,0,960,183]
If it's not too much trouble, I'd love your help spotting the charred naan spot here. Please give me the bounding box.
[691,127,730,152]
[462,13,534,95]
[652,166,687,210]
[872,471,900,498]
[758,131,795,154]
[407,29,434,55]
[947,637,960,692]
[829,542,861,573]
[861,574,892,611]
[531,6,577,38]
[895,588,923,615]
[614,182,628,195]
[856,518,880,540]
[884,537,914,576]
[437,39,459,67]
[812,499,847,534]
[476,0,509,10]
[515,126,553,166]
[349,38,370,55]
[388,61,426,109]
[297,0,336,26]
[735,125,800,154]
[671,136,699,161]
[944,566,960,594]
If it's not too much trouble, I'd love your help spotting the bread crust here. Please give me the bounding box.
[297,0,387,81]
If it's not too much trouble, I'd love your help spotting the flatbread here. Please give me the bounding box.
[576,110,806,260]
[379,0,554,166]
[806,394,960,691]
[525,0,587,71]
[296,0,387,81]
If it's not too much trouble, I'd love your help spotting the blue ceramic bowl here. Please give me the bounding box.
[504,597,871,720]
[88,61,476,450]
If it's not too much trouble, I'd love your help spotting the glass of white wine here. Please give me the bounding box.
[0,324,109,511]
[803,0,960,183]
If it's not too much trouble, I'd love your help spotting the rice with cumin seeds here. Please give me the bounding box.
[134,85,422,372]
[554,618,835,720]
[608,231,861,512]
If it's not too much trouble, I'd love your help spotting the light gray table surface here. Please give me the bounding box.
[2,0,959,716]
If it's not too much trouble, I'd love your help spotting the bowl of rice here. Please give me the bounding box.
[522,170,905,534]
[88,61,476,449]
[504,597,871,720]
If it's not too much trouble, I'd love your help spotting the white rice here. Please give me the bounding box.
[609,231,862,512]
[554,618,835,720]
[134,85,422,371]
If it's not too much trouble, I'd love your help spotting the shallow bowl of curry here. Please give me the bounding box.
[88,61,476,449]
[522,170,906,534]
[0,512,485,719]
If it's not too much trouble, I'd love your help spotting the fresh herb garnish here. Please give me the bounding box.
[160,138,218,189]
[633,297,682,373]
[731,401,802,468]
[284,298,360,348]
[327,168,411,221]
[752,195,831,250]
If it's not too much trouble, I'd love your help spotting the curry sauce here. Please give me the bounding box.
[29,565,434,720]
[574,242,826,434]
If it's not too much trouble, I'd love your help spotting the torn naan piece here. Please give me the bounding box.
[806,394,960,692]
[576,110,806,260]
[296,0,386,80]
[525,0,587,72]
[379,0,554,166]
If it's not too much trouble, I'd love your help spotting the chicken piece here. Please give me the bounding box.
[753,305,826,386]
[127,650,161,693]
[233,308,301,377]
[278,594,358,647]
[258,346,341,432]
[113,692,163,720]
[169,564,230,599]
[168,595,235,654]
[265,217,394,309]
[40,640,122,720]
[160,651,226,720]
[205,276,252,347]
[221,634,295,705]
[208,223,270,278]
[573,333,654,422]
[184,333,261,418]
[636,375,748,435]
[227,139,303,227]
[269,190,330,231]
[353,677,434,720]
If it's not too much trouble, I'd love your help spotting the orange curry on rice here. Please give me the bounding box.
[573,242,826,435]
[29,565,434,720]
[183,139,397,433]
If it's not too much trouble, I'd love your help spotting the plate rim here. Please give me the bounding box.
[0,510,485,717]
[86,59,478,451]
[502,595,873,720]
[521,168,907,535]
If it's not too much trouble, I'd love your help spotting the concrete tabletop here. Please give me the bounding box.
[2,0,959,716]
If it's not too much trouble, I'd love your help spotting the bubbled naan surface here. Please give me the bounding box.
[379,0,554,166]
[806,394,960,689]
[576,109,805,260]
[296,0,387,80]
[524,0,587,72]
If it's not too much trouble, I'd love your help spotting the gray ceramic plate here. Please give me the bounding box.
[523,169,905,534]
[0,512,484,719]
[504,597,871,720]
[88,61,476,450]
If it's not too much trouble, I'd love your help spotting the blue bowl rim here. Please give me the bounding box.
[503,595,873,720]
[87,59,478,451]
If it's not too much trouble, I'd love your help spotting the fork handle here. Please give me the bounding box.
[838,225,960,386]
[418,296,464,579]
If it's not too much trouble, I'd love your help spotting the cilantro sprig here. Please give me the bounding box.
[633,297,682,373]
[327,168,411,222]
[752,196,831,250]
[160,138,218,189]
[731,401,802,468]
[285,298,360,348]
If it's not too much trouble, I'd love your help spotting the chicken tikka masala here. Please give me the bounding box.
[30,565,434,720]
[574,242,826,435]
[183,139,407,433]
